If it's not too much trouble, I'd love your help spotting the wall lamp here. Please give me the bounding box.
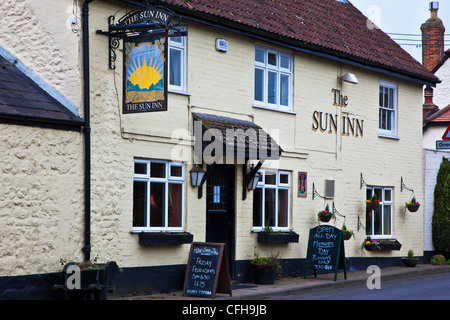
[247,169,261,191]
[189,165,205,187]
[339,73,359,84]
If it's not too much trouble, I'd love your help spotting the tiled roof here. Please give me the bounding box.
[425,104,450,124]
[130,0,439,84]
[0,55,83,128]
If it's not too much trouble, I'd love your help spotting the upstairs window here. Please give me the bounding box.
[168,30,186,92]
[254,46,293,111]
[379,81,397,136]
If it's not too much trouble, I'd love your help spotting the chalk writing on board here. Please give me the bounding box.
[185,245,220,296]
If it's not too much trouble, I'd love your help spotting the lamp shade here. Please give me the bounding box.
[190,165,205,187]
[340,73,358,84]
[248,172,261,190]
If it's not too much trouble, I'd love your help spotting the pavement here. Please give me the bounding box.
[114,263,450,300]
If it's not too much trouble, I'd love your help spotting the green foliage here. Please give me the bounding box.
[407,249,414,260]
[432,157,450,255]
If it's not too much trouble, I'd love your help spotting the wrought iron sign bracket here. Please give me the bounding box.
[400,177,414,193]
[312,182,325,200]
[96,5,186,69]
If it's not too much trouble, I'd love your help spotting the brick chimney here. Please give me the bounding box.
[421,1,445,72]
[421,2,443,121]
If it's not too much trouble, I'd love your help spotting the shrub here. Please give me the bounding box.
[432,157,450,255]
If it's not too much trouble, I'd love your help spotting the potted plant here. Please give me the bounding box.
[405,197,420,212]
[366,194,380,211]
[317,204,335,223]
[402,249,420,267]
[361,236,380,252]
[251,249,281,285]
[257,222,299,243]
[342,224,354,241]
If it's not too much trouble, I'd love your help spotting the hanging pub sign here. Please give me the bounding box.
[123,34,168,113]
[96,4,186,113]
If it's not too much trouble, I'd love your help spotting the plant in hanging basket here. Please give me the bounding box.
[366,194,380,211]
[405,197,420,212]
[341,224,354,240]
[317,204,335,223]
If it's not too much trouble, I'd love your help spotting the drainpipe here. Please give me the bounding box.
[82,0,94,262]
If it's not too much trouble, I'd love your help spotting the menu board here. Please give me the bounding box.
[304,225,347,281]
[183,242,231,298]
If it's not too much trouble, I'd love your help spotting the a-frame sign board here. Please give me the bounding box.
[442,124,450,141]
[183,242,232,299]
[304,225,347,282]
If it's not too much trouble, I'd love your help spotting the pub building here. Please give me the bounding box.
[0,0,440,298]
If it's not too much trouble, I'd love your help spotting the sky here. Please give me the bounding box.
[349,0,450,63]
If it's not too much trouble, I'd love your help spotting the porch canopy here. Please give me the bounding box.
[192,112,282,163]
[192,112,283,199]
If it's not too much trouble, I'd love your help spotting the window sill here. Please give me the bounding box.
[168,88,191,96]
[252,104,297,115]
[256,231,299,243]
[138,232,193,245]
[378,133,400,140]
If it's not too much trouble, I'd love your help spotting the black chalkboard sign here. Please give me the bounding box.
[183,242,232,298]
[304,225,347,281]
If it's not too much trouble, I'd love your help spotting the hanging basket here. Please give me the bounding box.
[343,231,352,240]
[319,213,332,223]
[406,204,420,213]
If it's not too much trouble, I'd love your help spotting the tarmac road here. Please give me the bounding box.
[264,271,450,300]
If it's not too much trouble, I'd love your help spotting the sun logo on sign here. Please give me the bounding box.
[126,42,164,91]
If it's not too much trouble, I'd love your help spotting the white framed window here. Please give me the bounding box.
[366,187,392,238]
[133,159,184,232]
[379,81,397,136]
[254,46,293,111]
[253,170,291,231]
[168,30,186,93]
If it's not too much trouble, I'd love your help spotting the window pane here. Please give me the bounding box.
[264,189,276,227]
[134,162,147,175]
[254,68,264,102]
[280,55,290,69]
[386,110,392,131]
[170,36,183,44]
[168,183,182,227]
[150,182,165,227]
[169,48,181,86]
[133,181,147,227]
[151,162,165,178]
[373,206,382,235]
[384,189,391,202]
[253,188,262,227]
[170,165,182,177]
[265,173,276,185]
[268,52,277,66]
[384,87,389,108]
[389,88,394,108]
[268,71,277,104]
[255,48,265,63]
[379,86,383,107]
[278,189,288,227]
[383,205,391,235]
[279,173,289,184]
[280,74,289,106]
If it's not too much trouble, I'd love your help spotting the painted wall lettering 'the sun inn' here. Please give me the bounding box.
[311,88,364,138]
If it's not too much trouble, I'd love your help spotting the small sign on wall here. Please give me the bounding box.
[215,38,228,52]
[298,172,307,198]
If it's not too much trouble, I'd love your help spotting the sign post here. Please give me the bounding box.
[183,242,232,299]
[304,225,347,281]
